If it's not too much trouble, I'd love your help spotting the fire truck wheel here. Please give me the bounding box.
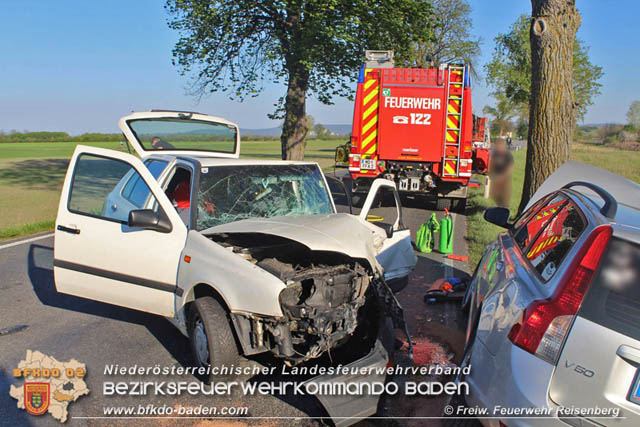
[452,198,467,213]
[351,193,366,208]
[436,198,452,211]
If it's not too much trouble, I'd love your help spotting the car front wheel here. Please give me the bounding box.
[188,296,239,382]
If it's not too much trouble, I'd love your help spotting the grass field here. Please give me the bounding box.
[465,142,640,267]
[572,142,640,183]
[1,138,639,245]
[0,139,343,239]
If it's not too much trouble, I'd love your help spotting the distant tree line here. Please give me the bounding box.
[0,130,349,143]
[0,131,122,143]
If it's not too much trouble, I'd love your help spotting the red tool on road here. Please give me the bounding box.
[446,254,468,262]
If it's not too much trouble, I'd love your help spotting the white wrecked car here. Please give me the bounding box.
[54,111,416,388]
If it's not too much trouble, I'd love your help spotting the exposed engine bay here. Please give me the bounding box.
[208,233,406,365]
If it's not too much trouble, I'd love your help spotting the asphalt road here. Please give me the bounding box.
[0,200,470,426]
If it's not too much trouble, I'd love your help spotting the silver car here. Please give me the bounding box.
[457,162,640,426]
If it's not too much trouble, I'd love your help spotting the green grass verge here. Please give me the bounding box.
[465,149,526,268]
[0,220,56,242]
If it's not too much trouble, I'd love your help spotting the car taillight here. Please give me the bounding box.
[508,225,612,364]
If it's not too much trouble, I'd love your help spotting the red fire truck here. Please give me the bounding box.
[345,50,481,212]
[472,115,491,174]
[472,116,490,145]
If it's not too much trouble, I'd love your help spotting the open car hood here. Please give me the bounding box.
[118,111,241,159]
[203,214,385,270]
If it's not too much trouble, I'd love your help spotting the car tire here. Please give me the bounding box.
[351,193,366,208]
[452,197,467,213]
[188,296,239,383]
[386,275,409,293]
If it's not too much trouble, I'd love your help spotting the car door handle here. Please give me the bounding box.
[57,225,80,235]
[617,345,640,365]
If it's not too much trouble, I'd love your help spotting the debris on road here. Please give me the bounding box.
[423,276,470,304]
[406,337,451,367]
[0,324,28,336]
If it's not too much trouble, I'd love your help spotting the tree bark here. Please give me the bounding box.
[518,0,580,213]
[281,64,309,160]
[279,3,309,161]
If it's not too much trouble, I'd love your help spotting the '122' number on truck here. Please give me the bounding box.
[410,113,431,125]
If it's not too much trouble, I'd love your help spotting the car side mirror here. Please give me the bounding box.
[382,223,394,238]
[484,207,511,228]
[128,209,172,233]
[371,221,394,238]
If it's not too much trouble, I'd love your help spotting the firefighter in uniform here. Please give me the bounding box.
[489,138,514,208]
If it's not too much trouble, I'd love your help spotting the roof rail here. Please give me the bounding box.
[150,109,203,115]
[563,181,618,219]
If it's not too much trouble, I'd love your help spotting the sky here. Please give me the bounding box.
[1,0,638,134]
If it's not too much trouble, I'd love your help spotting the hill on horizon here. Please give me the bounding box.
[241,124,351,137]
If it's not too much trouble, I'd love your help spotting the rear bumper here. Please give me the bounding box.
[352,175,468,197]
[464,339,568,427]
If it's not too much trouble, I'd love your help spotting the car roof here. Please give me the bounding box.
[154,153,319,167]
[528,161,640,226]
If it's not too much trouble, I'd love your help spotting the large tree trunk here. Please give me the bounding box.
[281,65,309,160]
[518,0,580,213]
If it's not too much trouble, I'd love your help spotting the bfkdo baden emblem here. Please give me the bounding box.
[24,383,50,416]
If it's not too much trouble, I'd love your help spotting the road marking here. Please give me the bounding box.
[0,233,54,251]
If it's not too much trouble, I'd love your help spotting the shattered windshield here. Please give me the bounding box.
[196,164,334,230]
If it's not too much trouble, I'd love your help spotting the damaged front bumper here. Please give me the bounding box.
[214,232,412,365]
[303,317,395,427]
[233,310,400,426]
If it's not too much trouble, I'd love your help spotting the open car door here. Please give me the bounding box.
[359,179,417,282]
[119,110,241,159]
[53,145,188,316]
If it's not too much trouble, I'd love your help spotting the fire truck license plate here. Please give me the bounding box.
[360,159,376,170]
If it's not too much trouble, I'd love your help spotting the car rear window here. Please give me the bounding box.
[525,201,586,281]
[511,194,553,233]
[579,238,640,341]
[512,194,566,251]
